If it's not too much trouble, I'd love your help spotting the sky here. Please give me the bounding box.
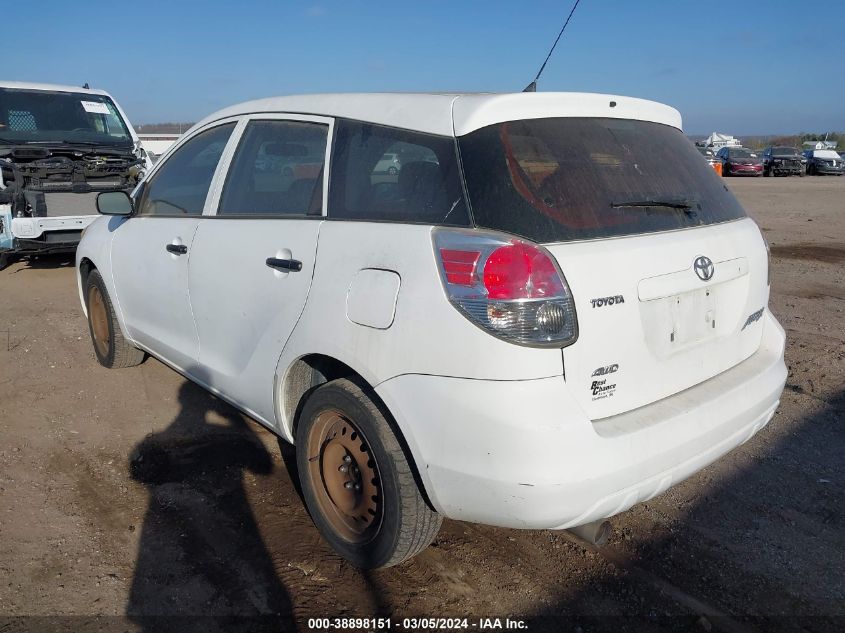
[5,0,843,134]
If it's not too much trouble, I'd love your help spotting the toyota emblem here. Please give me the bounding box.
[694,256,715,281]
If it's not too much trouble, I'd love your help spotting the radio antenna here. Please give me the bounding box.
[523,0,583,92]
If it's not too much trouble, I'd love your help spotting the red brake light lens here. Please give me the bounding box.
[483,243,565,300]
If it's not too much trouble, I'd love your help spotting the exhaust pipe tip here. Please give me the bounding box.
[568,519,612,546]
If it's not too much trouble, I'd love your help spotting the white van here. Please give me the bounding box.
[76,92,787,568]
[0,81,150,268]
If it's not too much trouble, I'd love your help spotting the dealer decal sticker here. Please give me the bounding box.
[81,101,111,115]
[590,364,618,400]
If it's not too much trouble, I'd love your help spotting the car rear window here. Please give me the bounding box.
[458,118,746,243]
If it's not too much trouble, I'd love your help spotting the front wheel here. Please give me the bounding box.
[296,378,441,568]
[85,270,145,368]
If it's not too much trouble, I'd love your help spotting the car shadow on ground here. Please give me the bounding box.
[3,253,75,271]
[528,387,844,633]
[124,372,843,632]
[126,371,298,633]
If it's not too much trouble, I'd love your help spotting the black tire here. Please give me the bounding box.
[763,166,770,177]
[387,166,398,176]
[295,378,441,568]
[85,269,145,368]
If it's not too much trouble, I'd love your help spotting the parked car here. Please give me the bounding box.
[696,145,718,166]
[77,92,786,568]
[374,151,400,175]
[803,149,845,176]
[760,146,804,177]
[0,81,150,269]
[716,146,763,176]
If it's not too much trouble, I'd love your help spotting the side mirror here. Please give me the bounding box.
[97,191,133,216]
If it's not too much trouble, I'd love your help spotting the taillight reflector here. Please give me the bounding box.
[439,248,480,285]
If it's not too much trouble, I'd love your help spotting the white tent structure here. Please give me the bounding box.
[704,133,741,150]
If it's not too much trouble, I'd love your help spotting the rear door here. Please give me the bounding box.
[187,115,330,423]
[111,122,236,369]
[546,220,768,420]
[458,116,770,420]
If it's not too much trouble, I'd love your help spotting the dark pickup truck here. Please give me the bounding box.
[761,146,804,177]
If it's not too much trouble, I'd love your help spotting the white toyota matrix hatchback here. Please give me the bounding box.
[76,93,787,568]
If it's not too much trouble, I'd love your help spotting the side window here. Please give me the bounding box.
[137,123,235,216]
[329,119,469,225]
[218,120,328,216]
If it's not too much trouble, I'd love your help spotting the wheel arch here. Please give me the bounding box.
[77,257,97,316]
[277,353,438,512]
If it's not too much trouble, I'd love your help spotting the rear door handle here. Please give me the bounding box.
[166,243,188,255]
[266,257,302,272]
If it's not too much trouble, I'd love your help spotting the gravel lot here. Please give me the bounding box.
[0,176,842,632]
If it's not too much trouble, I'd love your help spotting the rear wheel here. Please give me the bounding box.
[296,378,441,568]
[85,270,145,368]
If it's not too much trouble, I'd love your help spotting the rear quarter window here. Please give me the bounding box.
[458,118,746,243]
[328,119,470,226]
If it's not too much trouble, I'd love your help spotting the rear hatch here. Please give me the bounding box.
[459,116,770,419]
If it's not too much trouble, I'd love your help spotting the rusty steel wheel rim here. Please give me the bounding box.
[306,410,382,543]
[88,286,110,358]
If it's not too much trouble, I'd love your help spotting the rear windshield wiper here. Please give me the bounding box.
[610,198,697,213]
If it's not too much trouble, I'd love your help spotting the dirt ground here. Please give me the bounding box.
[0,176,842,633]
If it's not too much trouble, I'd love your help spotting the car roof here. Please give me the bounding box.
[193,92,683,137]
[0,79,111,97]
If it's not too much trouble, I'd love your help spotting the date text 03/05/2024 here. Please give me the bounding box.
[306,617,528,630]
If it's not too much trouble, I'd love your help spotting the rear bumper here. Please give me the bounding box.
[376,310,786,530]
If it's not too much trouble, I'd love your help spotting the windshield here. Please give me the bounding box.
[729,148,753,158]
[0,88,132,146]
[458,117,746,243]
[772,146,797,155]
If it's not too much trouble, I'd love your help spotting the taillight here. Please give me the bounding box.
[433,229,578,347]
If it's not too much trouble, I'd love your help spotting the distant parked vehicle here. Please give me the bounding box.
[375,152,400,175]
[716,147,763,177]
[803,149,845,176]
[0,81,150,269]
[696,146,717,164]
[760,146,804,177]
